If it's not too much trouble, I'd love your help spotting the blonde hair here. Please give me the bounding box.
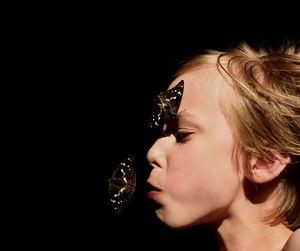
[173,40,300,229]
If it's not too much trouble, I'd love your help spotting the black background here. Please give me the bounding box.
[37,9,300,250]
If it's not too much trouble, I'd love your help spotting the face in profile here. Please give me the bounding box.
[147,66,245,228]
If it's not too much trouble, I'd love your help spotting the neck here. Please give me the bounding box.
[213,202,292,251]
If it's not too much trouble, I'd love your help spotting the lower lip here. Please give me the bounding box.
[147,191,161,198]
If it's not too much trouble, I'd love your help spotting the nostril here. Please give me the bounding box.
[150,161,160,169]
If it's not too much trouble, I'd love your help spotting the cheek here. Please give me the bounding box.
[166,141,241,202]
[165,151,214,199]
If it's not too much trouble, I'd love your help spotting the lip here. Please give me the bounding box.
[146,181,162,198]
[147,190,161,198]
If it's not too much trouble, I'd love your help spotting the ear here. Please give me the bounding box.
[248,154,291,184]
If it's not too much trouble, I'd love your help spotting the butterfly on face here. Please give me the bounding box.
[150,80,184,129]
[108,156,136,214]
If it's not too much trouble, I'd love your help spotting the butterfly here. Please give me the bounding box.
[108,156,136,214]
[150,80,184,128]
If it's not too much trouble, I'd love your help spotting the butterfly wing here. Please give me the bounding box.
[150,80,184,128]
[108,156,136,214]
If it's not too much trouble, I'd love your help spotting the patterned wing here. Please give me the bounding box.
[150,80,184,128]
[108,156,136,214]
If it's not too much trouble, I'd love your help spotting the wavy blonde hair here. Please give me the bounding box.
[173,40,300,229]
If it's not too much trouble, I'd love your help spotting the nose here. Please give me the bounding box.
[146,136,171,169]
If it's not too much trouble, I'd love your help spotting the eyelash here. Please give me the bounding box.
[161,129,191,143]
[174,131,191,143]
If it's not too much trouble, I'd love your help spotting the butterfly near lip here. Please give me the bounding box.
[108,156,136,214]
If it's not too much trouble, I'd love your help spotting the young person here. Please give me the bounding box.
[146,40,300,251]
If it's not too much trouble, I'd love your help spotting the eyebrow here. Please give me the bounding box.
[176,110,204,130]
[177,109,195,118]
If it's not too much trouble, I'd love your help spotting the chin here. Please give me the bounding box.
[156,209,196,229]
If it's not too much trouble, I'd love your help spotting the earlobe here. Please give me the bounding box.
[248,155,291,184]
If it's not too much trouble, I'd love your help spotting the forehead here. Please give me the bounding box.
[169,66,228,113]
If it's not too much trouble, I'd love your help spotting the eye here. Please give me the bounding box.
[174,131,191,143]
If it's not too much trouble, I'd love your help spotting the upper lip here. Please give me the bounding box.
[146,181,162,191]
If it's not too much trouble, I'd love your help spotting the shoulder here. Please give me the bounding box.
[283,229,300,251]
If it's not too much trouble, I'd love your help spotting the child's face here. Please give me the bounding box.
[147,67,244,228]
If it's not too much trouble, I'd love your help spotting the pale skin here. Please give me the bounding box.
[146,66,299,251]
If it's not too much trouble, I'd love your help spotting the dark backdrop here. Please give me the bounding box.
[47,11,299,250]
